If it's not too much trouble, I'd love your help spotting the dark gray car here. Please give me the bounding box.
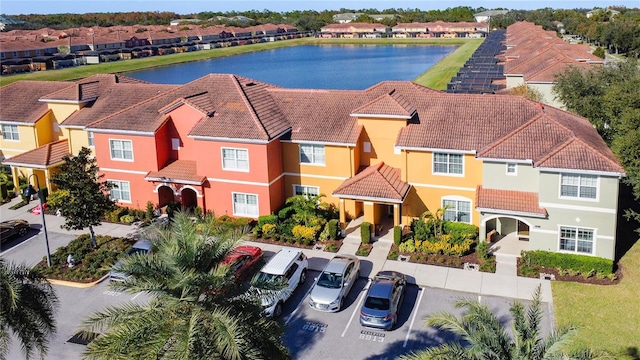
[109,239,152,282]
[359,271,406,330]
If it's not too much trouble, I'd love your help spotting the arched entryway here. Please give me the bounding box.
[181,187,197,211]
[482,216,532,256]
[158,185,175,208]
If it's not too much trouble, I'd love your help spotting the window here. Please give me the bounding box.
[109,180,131,202]
[233,193,258,217]
[222,148,249,171]
[36,50,41,56]
[24,51,30,56]
[559,226,594,254]
[87,131,94,147]
[433,153,463,175]
[443,198,471,223]
[294,185,319,197]
[363,142,371,153]
[171,138,180,151]
[561,174,597,199]
[109,139,133,160]
[1,124,19,141]
[300,144,325,165]
[506,163,517,175]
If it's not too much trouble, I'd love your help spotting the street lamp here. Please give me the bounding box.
[25,174,52,267]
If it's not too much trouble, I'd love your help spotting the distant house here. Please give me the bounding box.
[332,13,363,24]
[169,19,202,26]
[586,8,621,19]
[0,15,25,31]
[473,10,509,24]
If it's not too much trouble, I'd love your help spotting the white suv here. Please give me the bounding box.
[254,248,308,318]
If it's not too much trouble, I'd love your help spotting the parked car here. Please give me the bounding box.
[223,245,263,283]
[253,248,308,318]
[308,254,360,312]
[109,239,153,282]
[0,219,30,244]
[359,271,407,330]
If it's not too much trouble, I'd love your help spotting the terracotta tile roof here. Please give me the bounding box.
[0,81,74,124]
[476,186,547,217]
[41,74,150,103]
[89,74,290,140]
[351,90,416,118]
[145,160,205,184]
[332,162,410,202]
[61,83,177,127]
[2,140,69,168]
[396,94,542,151]
[477,105,623,173]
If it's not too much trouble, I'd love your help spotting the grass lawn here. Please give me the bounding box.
[413,39,483,90]
[552,238,640,354]
[0,37,481,87]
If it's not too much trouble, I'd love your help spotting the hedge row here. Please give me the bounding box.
[520,250,614,274]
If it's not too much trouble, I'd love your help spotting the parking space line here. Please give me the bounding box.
[131,292,142,301]
[285,282,315,325]
[341,279,370,337]
[403,287,425,348]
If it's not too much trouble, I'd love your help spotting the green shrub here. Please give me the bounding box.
[476,240,489,260]
[361,222,371,244]
[393,225,402,246]
[356,245,371,256]
[519,264,541,278]
[443,222,478,239]
[398,240,416,253]
[145,201,155,220]
[479,257,496,273]
[327,219,339,240]
[325,243,338,253]
[520,250,614,275]
[411,218,430,241]
[119,215,135,224]
[388,249,399,260]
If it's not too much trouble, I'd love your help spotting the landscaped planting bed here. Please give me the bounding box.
[518,250,619,284]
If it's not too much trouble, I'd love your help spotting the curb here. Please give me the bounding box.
[48,273,109,288]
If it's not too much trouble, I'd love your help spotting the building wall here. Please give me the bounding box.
[357,117,404,169]
[482,161,538,191]
[64,128,91,155]
[0,124,38,158]
[528,83,565,109]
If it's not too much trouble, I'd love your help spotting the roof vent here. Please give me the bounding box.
[207,111,215,117]
[246,82,256,87]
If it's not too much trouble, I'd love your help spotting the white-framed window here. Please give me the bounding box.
[87,131,94,147]
[13,51,18,57]
[560,174,597,199]
[109,139,133,161]
[433,153,463,175]
[294,185,319,197]
[222,147,249,171]
[1,124,19,141]
[300,144,325,165]
[24,50,30,56]
[232,193,258,217]
[442,198,471,223]
[109,180,131,203]
[36,50,41,56]
[559,226,594,255]
[506,163,517,175]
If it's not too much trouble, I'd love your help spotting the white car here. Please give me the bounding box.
[253,248,308,318]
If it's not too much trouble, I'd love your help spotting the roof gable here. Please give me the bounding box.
[332,162,410,202]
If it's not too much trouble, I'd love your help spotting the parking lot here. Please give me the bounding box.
[2,233,552,359]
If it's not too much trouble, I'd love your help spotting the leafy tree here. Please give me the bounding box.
[0,258,58,360]
[592,46,605,59]
[509,84,544,102]
[49,147,115,248]
[398,286,611,360]
[81,212,290,360]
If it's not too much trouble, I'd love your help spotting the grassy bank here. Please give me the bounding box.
[552,238,640,354]
[413,39,483,90]
[0,37,480,87]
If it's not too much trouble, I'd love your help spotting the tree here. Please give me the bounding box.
[398,286,612,360]
[81,212,291,360]
[509,84,544,102]
[0,258,58,360]
[49,147,115,248]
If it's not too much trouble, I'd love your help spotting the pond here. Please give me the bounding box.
[126,44,456,89]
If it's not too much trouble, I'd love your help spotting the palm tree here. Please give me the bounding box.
[398,286,613,360]
[81,212,291,360]
[420,206,449,237]
[0,258,59,360]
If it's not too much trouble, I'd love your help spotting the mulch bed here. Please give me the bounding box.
[517,258,622,285]
[391,244,484,269]
[250,237,343,253]
[356,243,373,256]
[37,260,105,283]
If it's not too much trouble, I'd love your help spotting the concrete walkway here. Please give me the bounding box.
[1,196,552,303]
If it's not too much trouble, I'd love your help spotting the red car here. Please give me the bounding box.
[223,245,263,283]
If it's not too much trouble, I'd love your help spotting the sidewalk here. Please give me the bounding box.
[1,196,552,303]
